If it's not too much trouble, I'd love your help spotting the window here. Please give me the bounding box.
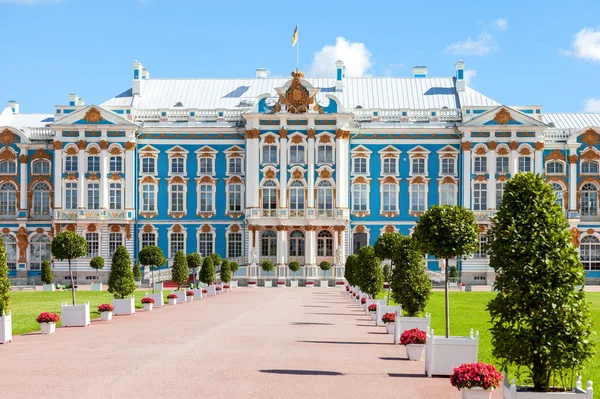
[3,234,17,270]
[109,183,122,210]
[353,158,367,174]
[473,156,487,173]
[410,183,426,213]
[289,181,304,212]
[170,233,185,257]
[141,232,156,248]
[496,182,506,207]
[383,158,398,175]
[317,230,333,257]
[546,161,564,175]
[317,144,334,164]
[87,156,100,173]
[86,232,99,257]
[87,183,99,210]
[170,157,184,174]
[581,183,598,217]
[440,183,456,206]
[582,161,599,175]
[141,157,155,174]
[353,233,368,254]
[140,184,156,213]
[198,232,213,256]
[261,230,277,257]
[0,182,17,217]
[496,156,509,174]
[518,156,531,173]
[473,182,487,211]
[108,233,122,257]
[0,160,16,174]
[29,235,51,270]
[228,232,242,258]
[352,183,368,212]
[109,156,122,173]
[382,184,398,212]
[317,180,333,212]
[580,235,600,271]
[65,182,77,210]
[411,158,425,174]
[228,184,242,212]
[262,145,277,164]
[551,183,564,209]
[32,160,50,174]
[289,230,305,257]
[199,158,214,175]
[199,184,213,212]
[170,184,184,213]
[474,232,487,258]
[228,158,242,174]
[31,182,51,218]
[65,156,78,172]
[441,158,456,175]
[261,181,277,212]
[289,145,305,164]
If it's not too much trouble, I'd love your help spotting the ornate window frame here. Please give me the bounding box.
[580,148,600,175]
[379,175,401,217]
[108,144,124,173]
[167,146,189,177]
[138,175,159,218]
[351,145,372,176]
[517,145,533,173]
[167,175,189,218]
[547,178,568,211]
[408,175,430,216]
[408,146,430,177]
[472,144,488,174]
[195,145,217,177]
[225,175,245,219]
[195,175,216,218]
[196,224,215,257]
[437,145,459,177]
[288,133,307,165]
[139,145,160,176]
[495,145,510,174]
[438,176,458,206]
[315,132,336,165]
[260,133,280,165]
[226,224,243,259]
[168,224,187,259]
[351,176,371,217]
[352,225,370,254]
[139,224,158,249]
[378,145,401,177]
[63,145,79,174]
[224,145,244,176]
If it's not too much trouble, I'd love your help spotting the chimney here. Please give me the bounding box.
[132,60,148,96]
[412,66,428,78]
[335,60,344,91]
[255,68,267,79]
[455,60,465,92]
[68,93,84,106]
[7,101,19,114]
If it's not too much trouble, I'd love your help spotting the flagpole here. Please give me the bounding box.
[296,23,299,70]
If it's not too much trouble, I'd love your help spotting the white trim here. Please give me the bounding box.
[168,226,187,259]
[195,226,216,257]
[167,177,188,216]
[167,146,189,176]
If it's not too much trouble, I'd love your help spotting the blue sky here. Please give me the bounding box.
[1,0,599,114]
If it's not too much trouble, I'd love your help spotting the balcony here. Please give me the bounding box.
[54,209,134,221]
[245,208,349,220]
[472,210,494,221]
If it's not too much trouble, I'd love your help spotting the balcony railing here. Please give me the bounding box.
[246,208,349,220]
[54,209,134,221]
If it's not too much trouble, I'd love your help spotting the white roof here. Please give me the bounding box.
[542,113,600,130]
[0,107,54,129]
[102,77,498,111]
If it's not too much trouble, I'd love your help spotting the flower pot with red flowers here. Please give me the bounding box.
[215,286,222,295]
[141,297,155,311]
[37,312,59,334]
[223,284,230,292]
[277,281,286,287]
[360,297,367,305]
[186,291,195,301]
[382,312,396,334]
[61,301,91,327]
[335,281,345,287]
[368,304,377,313]
[450,362,502,399]
[145,292,164,307]
[201,288,208,297]
[247,281,257,288]
[171,290,188,303]
[190,288,204,299]
[207,285,217,296]
[305,281,314,287]
[167,293,178,305]
[98,303,114,321]
[346,285,350,292]
[400,328,426,361]
[425,328,479,377]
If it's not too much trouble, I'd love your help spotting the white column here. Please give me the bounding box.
[53,143,63,209]
[509,142,518,176]
[77,147,86,209]
[100,147,109,209]
[488,146,496,210]
[534,142,544,174]
[307,131,315,208]
[19,151,27,211]
[305,228,316,269]
[279,131,288,207]
[246,131,260,209]
[335,131,349,209]
[125,144,135,210]
[569,151,577,212]
[462,143,472,209]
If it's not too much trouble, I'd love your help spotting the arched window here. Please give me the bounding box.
[317,180,333,213]
[87,156,100,173]
[353,232,368,254]
[109,182,122,210]
[29,234,51,270]
[2,234,17,270]
[352,183,368,212]
[261,180,277,215]
[108,233,123,257]
[382,183,398,212]
[289,144,305,164]
[289,230,305,257]
[582,161,599,175]
[546,161,564,175]
[141,184,156,213]
[32,160,51,175]
[109,155,123,173]
[0,160,16,174]
[580,235,600,271]
[262,145,277,164]
[410,183,426,213]
[86,232,99,258]
[0,182,17,217]
[551,182,564,210]
[317,230,333,257]
[198,232,213,256]
[289,180,305,215]
[31,182,51,218]
[581,183,598,217]
[261,230,277,257]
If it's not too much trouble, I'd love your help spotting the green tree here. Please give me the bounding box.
[288,261,300,279]
[41,260,53,285]
[90,256,104,280]
[344,254,358,286]
[199,257,216,285]
[132,264,142,281]
[51,231,88,306]
[413,205,478,337]
[138,246,166,294]
[187,253,202,286]
[448,265,458,282]
[388,235,432,317]
[374,232,403,268]
[207,253,222,268]
[0,237,10,316]
[382,264,391,282]
[171,251,189,289]
[261,260,274,279]
[108,246,136,299]
[319,261,331,278]
[356,246,384,298]
[220,260,231,284]
[229,262,240,278]
[487,173,595,392]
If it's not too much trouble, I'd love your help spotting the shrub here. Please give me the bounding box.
[319,261,331,277]
[41,260,53,285]
[288,261,300,279]
[207,253,222,268]
[199,257,216,285]
[0,237,10,316]
[51,231,88,306]
[187,252,202,286]
[98,304,114,312]
[382,264,391,282]
[400,328,426,345]
[448,265,458,280]
[132,264,142,281]
[381,313,395,324]
[261,260,274,278]
[356,246,384,298]
[487,173,595,391]
[108,246,136,299]
[171,251,189,289]
[220,260,232,284]
[138,245,166,294]
[450,363,503,391]
[36,312,59,324]
[344,254,358,286]
[90,256,104,280]
[141,297,155,304]
[229,261,239,277]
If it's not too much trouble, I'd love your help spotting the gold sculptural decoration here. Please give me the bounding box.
[110,225,121,232]
[52,141,63,150]
[246,129,260,139]
[77,140,87,150]
[125,141,136,151]
[65,146,78,156]
[581,129,599,147]
[534,142,544,151]
[279,128,288,139]
[228,176,243,184]
[460,142,472,151]
[385,225,396,233]
[493,108,515,125]
[496,146,510,156]
[319,135,332,144]
[109,146,122,155]
[279,70,314,114]
[143,225,154,233]
[509,141,519,151]
[17,227,28,263]
[84,107,103,123]
[410,176,426,185]
[264,169,276,179]
[88,224,97,232]
[0,149,16,161]
[1,129,16,148]
[569,155,578,164]
[355,225,366,234]
[518,146,532,156]
[478,224,487,232]
[336,129,351,140]
[571,227,580,247]
[307,128,316,139]
[2,228,9,234]
[580,149,600,161]
[125,224,131,240]
[19,154,28,164]
[291,169,303,179]
[488,141,497,150]
[230,224,240,233]
[319,169,332,179]
[32,149,52,160]
[99,140,109,150]
[441,176,456,184]
[201,224,211,233]
[264,135,276,144]
[66,224,76,232]
[545,149,566,162]
[474,146,487,155]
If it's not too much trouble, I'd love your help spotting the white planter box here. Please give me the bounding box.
[370,312,376,321]
[145,293,164,307]
[305,283,314,288]
[290,280,299,287]
[40,322,56,335]
[191,289,203,299]
[385,323,394,334]
[168,297,177,305]
[462,387,493,399]
[100,311,113,321]
[502,375,593,399]
[208,285,217,296]
[61,302,91,327]
[425,328,479,377]
[276,282,286,287]
[171,290,187,303]
[231,280,238,288]
[187,294,194,301]
[406,344,425,361]
[393,314,431,344]
[264,280,272,288]
[320,280,328,287]
[90,283,103,291]
[153,282,164,292]
[0,312,12,344]
[216,287,222,295]
[248,282,257,288]
[42,284,55,292]
[375,304,402,326]
[143,303,153,312]
[113,298,135,316]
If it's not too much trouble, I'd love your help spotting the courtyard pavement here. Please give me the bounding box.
[0,287,501,398]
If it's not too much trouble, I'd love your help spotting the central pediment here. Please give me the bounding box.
[274,70,320,114]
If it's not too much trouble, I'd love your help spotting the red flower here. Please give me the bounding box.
[248,281,257,285]
[186,291,195,296]
[202,288,208,293]
[167,294,178,299]
[346,286,350,291]
[277,281,286,285]
[98,303,114,312]
[36,312,60,324]
[368,304,377,312]
[400,328,426,345]
[335,281,345,285]
[383,283,390,289]
[223,284,230,289]
[450,362,503,391]
[361,297,367,304]
[381,312,395,324]
[141,297,155,304]
[305,281,314,285]
[215,286,222,291]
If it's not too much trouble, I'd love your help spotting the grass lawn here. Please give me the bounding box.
[7,290,184,336]
[377,291,600,386]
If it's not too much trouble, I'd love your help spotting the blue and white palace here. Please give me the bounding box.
[1,60,599,284]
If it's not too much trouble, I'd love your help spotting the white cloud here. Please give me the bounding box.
[464,69,477,86]
[383,63,405,77]
[445,33,496,56]
[495,18,508,31]
[309,37,373,77]
[566,27,600,62]
[584,98,600,113]
[0,0,60,3]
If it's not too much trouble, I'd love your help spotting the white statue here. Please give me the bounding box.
[335,247,343,265]
[250,247,258,264]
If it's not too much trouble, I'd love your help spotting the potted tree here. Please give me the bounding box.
[138,245,166,294]
[319,261,331,287]
[51,231,90,327]
[344,254,358,288]
[220,260,231,292]
[187,252,202,289]
[132,263,142,286]
[200,257,216,295]
[487,173,595,396]
[0,237,12,344]
[229,261,239,288]
[261,260,274,287]
[41,260,54,291]
[288,261,300,287]
[171,251,189,303]
[356,246,383,299]
[108,246,136,315]
[413,205,480,376]
[89,256,104,291]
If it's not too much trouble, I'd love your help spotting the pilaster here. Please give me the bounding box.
[461,142,472,209]
[246,129,260,209]
[53,141,63,209]
[125,142,135,210]
[307,128,315,208]
[335,129,350,209]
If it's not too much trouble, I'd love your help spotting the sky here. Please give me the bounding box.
[0,0,599,114]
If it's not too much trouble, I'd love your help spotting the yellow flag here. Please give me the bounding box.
[292,25,298,47]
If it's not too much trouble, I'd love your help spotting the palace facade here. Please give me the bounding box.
[1,60,599,284]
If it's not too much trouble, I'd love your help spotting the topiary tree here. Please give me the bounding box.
[229,261,239,279]
[448,265,458,282]
[487,173,595,392]
[207,253,222,268]
[90,256,104,281]
[344,254,358,286]
[0,237,10,317]
[288,261,300,279]
[108,246,136,299]
[171,251,189,290]
[319,261,331,278]
[187,253,202,286]
[220,260,231,284]
[51,231,88,306]
[132,264,142,282]
[413,205,478,338]
[138,245,166,294]
[356,246,384,298]
[382,264,391,282]
[261,260,274,279]
[389,235,432,317]
[41,260,53,285]
[199,257,216,286]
